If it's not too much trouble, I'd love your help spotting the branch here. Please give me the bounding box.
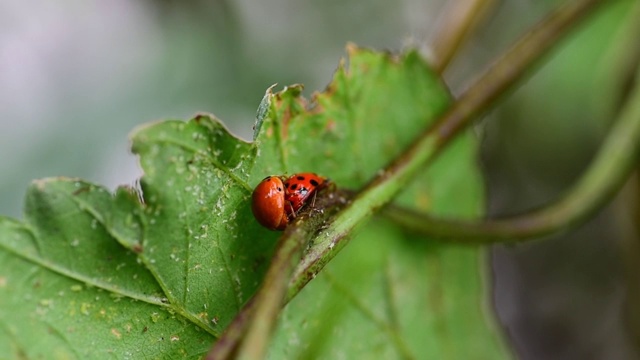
[385,73,640,242]
[429,0,496,73]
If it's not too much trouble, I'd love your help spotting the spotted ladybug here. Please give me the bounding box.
[251,172,328,231]
[251,175,289,230]
[283,173,327,218]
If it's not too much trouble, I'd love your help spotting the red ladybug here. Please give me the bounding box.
[251,172,328,231]
[283,173,327,218]
[251,175,289,230]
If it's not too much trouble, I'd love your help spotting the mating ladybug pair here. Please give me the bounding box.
[251,173,327,230]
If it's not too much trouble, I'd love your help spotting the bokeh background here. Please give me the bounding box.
[1,1,638,359]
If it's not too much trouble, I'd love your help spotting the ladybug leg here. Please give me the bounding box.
[286,201,297,219]
[310,190,318,209]
[309,190,324,215]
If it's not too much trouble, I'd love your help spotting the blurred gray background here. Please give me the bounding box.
[0,0,430,217]
[1,1,637,359]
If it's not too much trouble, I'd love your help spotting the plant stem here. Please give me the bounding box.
[429,0,496,73]
[385,73,640,242]
[288,0,606,300]
[206,225,310,360]
[600,0,640,351]
[206,195,345,360]
[233,225,309,360]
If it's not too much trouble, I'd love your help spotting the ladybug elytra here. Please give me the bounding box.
[283,173,326,218]
[251,176,289,230]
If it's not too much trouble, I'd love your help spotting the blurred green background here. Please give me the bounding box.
[1,1,637,359]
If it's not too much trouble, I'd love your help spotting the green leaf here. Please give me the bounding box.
[271,223,506,359]
[254,46,452,189]
[0,186,213,359]
[0,46,507,358]
[261,47,507,357]
[129,118,276,329]
[0,115,274,358]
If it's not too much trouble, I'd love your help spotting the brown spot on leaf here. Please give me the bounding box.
[132,243,143,254]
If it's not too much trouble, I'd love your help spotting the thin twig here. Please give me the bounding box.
[431,0,605,145]
[385,74,640,242]
[429,0,496,73]
[206,226,310,360]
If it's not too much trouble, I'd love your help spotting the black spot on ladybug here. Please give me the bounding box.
[297,176,305,180]
[277,187,283,192]
[290,184,298,190]
[310,179,319,186]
